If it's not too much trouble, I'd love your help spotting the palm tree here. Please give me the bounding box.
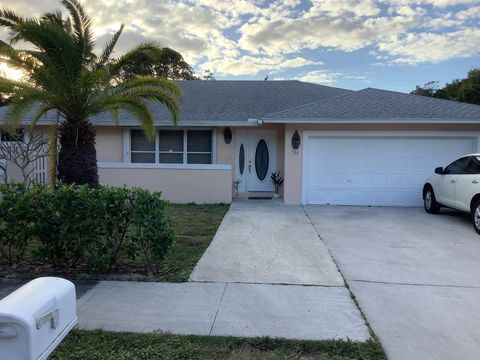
[0,0,180,186]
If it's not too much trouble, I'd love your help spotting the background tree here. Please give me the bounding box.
[203,69,216,80]
[115,47,198,81]
[0,130,49,188]
[0,0,180,186]
[411,68,480,105]
[411,81,441,98]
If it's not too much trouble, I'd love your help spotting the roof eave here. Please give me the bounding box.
[261,118,480,124]
[15,120,260,127]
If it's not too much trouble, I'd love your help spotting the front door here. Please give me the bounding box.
[246,131,277,192]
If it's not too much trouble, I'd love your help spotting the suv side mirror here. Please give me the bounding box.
[435,167,444,175]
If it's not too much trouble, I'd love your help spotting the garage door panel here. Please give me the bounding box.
[304,136,476,206]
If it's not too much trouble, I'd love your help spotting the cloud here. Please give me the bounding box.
[237,3,425,55]
[388,0,479,6]
[309,0,381,17]
[200,56,322,76]
[295,70,343,85]
[378,28,480,64]
[0,0,479,79]
[455,5,480,20]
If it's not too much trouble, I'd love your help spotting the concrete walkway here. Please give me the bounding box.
[76,281,369,341]
[190,200,344,286]
[0,279,369,341]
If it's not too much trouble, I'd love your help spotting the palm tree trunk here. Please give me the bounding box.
[57,119,99,186]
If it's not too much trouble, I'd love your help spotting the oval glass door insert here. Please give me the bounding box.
[255,139,269,181]
[239,144,245,175]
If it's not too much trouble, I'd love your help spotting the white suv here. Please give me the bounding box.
[423,154,480,234]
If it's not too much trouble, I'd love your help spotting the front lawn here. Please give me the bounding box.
[158,203,229,282]
[0,199,229,282]
[51,330,386,360]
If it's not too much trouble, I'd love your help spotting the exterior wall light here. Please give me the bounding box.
[223,127,232,144]
[292,130,301,150]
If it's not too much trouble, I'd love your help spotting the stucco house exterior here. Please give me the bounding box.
[2,80,480,206]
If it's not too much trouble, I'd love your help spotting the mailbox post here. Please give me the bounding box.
[0,277,77,360]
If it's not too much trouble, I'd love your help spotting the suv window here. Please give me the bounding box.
[445,157,470,175]
[466,156,480,174]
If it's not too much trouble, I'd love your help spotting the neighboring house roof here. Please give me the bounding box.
[0,80,351,127]
[261,88,480,123]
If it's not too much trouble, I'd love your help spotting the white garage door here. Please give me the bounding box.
[304,135,477,206]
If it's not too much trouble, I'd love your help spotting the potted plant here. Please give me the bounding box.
[270,171,284,199]
[233,178,241,196]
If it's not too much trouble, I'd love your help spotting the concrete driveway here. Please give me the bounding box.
[306,206,480,360]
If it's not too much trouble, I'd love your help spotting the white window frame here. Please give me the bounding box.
[159,129,184,164]
[129,129,157,164]
[124,128,216,165]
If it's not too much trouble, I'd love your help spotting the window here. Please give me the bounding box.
[159,130,183,163]
[0,128,24,142]
[445,157,470,175]
[187,130,212,164]
[130,129,213,164]
[131,130,155,163]
[467,156,480,174]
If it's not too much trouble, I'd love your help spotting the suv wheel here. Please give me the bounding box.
[424,187,440,214]
[472,200,480,235]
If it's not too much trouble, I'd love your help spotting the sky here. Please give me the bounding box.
[1,0,480,92]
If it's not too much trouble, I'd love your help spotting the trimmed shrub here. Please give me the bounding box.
[32,184,105,269]
[0,183,173,274]
[86,186,135,272]
[130,189,174,274]
[0,183,37,265]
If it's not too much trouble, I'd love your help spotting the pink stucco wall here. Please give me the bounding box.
[283,124,303,204]
[95,126,124,162]
[98,165,232,203]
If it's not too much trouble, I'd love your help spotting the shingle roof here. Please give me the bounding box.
[0,80,351,126]
[261,88,480,122]
[3,84,480,126]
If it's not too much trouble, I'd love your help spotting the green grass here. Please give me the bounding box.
[50,330,386,360]
[157,203,230,282]
[0,203,229,282]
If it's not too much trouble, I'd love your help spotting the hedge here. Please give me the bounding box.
[0,183,174,274]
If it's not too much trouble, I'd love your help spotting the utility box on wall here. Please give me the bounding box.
[0,277,77,360]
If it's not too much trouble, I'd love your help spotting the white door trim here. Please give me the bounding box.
[301,130,480,205]
[243,130,277,192]
[234,129,247,193]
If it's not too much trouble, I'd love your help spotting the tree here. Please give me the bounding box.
[203,69,216,80]
[411,81,440,98]
[0,130,49,188]
[411,68,480,105]
[0,0,180,186]
[0,68,10,106]
[115,47,198,81]
[457,69,480,104]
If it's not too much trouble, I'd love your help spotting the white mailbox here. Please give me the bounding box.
[0,277,77,360]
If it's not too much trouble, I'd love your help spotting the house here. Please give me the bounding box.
[2,80,480,205]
